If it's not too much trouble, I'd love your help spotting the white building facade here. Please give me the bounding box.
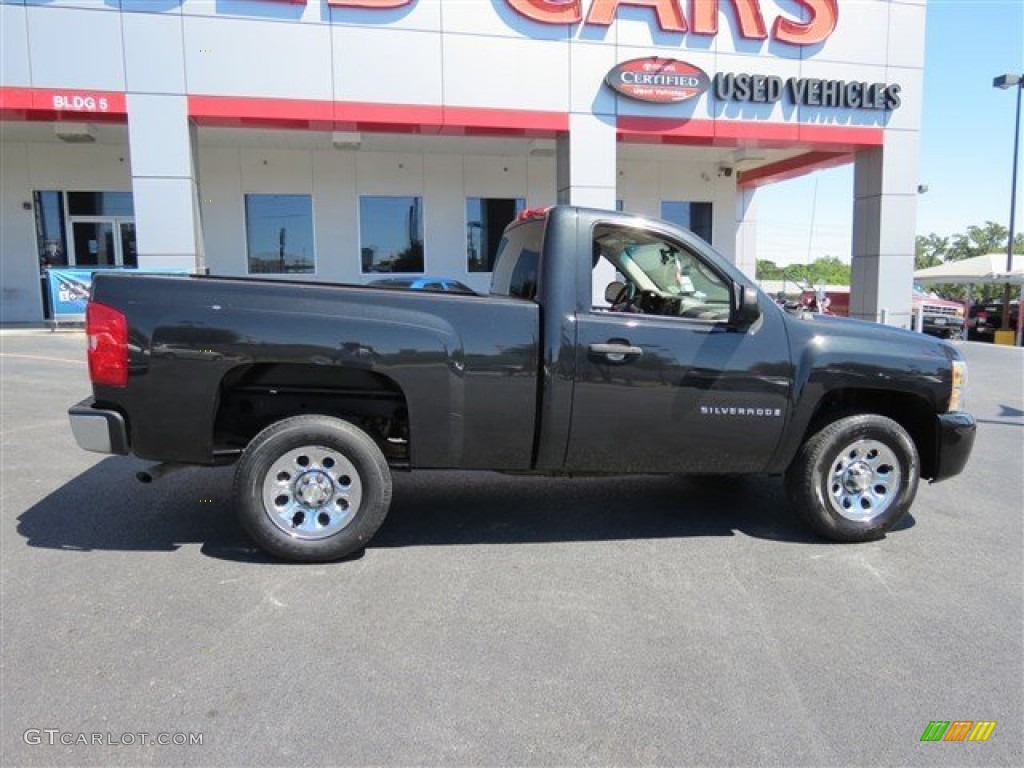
[1,0,925,324]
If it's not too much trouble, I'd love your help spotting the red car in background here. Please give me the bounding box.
[967,299,1021,341]
[799,284,966,339]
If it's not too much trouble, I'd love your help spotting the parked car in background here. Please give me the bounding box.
[911,284,966,339]
[368,277,475,294]
[967,299,1020,341]
[799,284,965,339]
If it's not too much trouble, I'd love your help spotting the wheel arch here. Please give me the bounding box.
[785,388,939,479]
[213,362,412,467]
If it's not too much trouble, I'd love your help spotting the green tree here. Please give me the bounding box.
[755,259,784,280]
[782,263,808,283]
[915,222,1024,301]
[806,255,851,285]
[915,234,947,270]
[757,257,850,287]
[947,222,1010,262]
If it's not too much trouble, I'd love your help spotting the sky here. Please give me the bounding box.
[756,0,1024,267]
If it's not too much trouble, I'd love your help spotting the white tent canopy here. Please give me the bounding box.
[914,253,1024,285]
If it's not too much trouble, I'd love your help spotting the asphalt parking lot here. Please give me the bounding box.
[1,330,1021,767]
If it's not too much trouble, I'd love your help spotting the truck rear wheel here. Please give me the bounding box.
[233,415,392,562]
[785,414,919,542]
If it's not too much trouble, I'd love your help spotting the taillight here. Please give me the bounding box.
[86,301,128,387]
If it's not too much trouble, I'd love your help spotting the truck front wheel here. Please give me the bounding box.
[785,414,919,542]
[234,415,392,561]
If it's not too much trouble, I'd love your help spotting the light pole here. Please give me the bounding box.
[993,73,1022,339]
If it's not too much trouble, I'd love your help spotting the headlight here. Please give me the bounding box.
[949,359,968,412]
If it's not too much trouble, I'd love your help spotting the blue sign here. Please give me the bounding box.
[46,268,190,320]
[47,269,95,318]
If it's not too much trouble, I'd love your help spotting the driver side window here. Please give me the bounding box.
[591,224,731,321]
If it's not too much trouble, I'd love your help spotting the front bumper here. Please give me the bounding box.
[68,398,129,455]
[922,317,965,336]
[930,411,976,483]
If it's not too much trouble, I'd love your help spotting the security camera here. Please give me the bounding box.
[717,164,734,178]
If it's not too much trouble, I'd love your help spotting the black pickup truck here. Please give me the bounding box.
[69,206,975,561]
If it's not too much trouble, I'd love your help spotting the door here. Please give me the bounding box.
[71,221,116,267]
[70,219,136,267]
[565,223,792,474]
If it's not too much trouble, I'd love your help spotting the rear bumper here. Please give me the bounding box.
[68,398,129,455]
[930,411,975,483]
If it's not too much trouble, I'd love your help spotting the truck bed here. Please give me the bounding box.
[89,273,541,469]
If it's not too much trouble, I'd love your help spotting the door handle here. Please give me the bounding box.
[588,342,643,363]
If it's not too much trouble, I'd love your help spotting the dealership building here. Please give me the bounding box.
[1,0,924,324]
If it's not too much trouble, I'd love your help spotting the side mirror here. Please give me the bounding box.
[733,284,761,327]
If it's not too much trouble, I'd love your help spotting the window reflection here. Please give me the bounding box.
[245,194,315,274]
[360,196,424,273]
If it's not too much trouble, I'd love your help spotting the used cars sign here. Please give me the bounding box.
[605,58,710,103]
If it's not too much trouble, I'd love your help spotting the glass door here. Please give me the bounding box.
[69,218,137,267]
[71,221,117,267]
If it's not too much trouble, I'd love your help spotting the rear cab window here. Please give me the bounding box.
[490,219,545,301]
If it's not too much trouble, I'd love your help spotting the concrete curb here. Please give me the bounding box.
[0,325,83,336]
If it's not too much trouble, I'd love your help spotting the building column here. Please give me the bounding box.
[734,186,758,280]
[850,130,919,327]
[558,113,617,303]
[556,113,617,208]
[126,94,205,273]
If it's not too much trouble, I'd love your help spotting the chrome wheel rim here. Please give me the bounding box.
[826,439,901,522]
[261,445,362,540]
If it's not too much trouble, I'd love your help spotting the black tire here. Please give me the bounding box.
[784,413,919,542]
[234,415,392,562]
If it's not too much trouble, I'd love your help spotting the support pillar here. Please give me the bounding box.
[850,130,920,327]
[557,113,618,304]
[556,113,617,208]
[735,186,758,280]
[126,94,205,273]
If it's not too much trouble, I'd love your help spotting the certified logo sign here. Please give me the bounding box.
[606,58,711,103]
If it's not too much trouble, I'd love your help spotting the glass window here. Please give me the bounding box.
[466,197,525,272]
[33,191,68,268]
[491,219,544,300]
[67,191,134,217]
[660,201,713,245]
[360,196,424,274]
[592,224,731,321]
[508,248,539,300]
[120,222,137,268]
[245,194,315,274]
